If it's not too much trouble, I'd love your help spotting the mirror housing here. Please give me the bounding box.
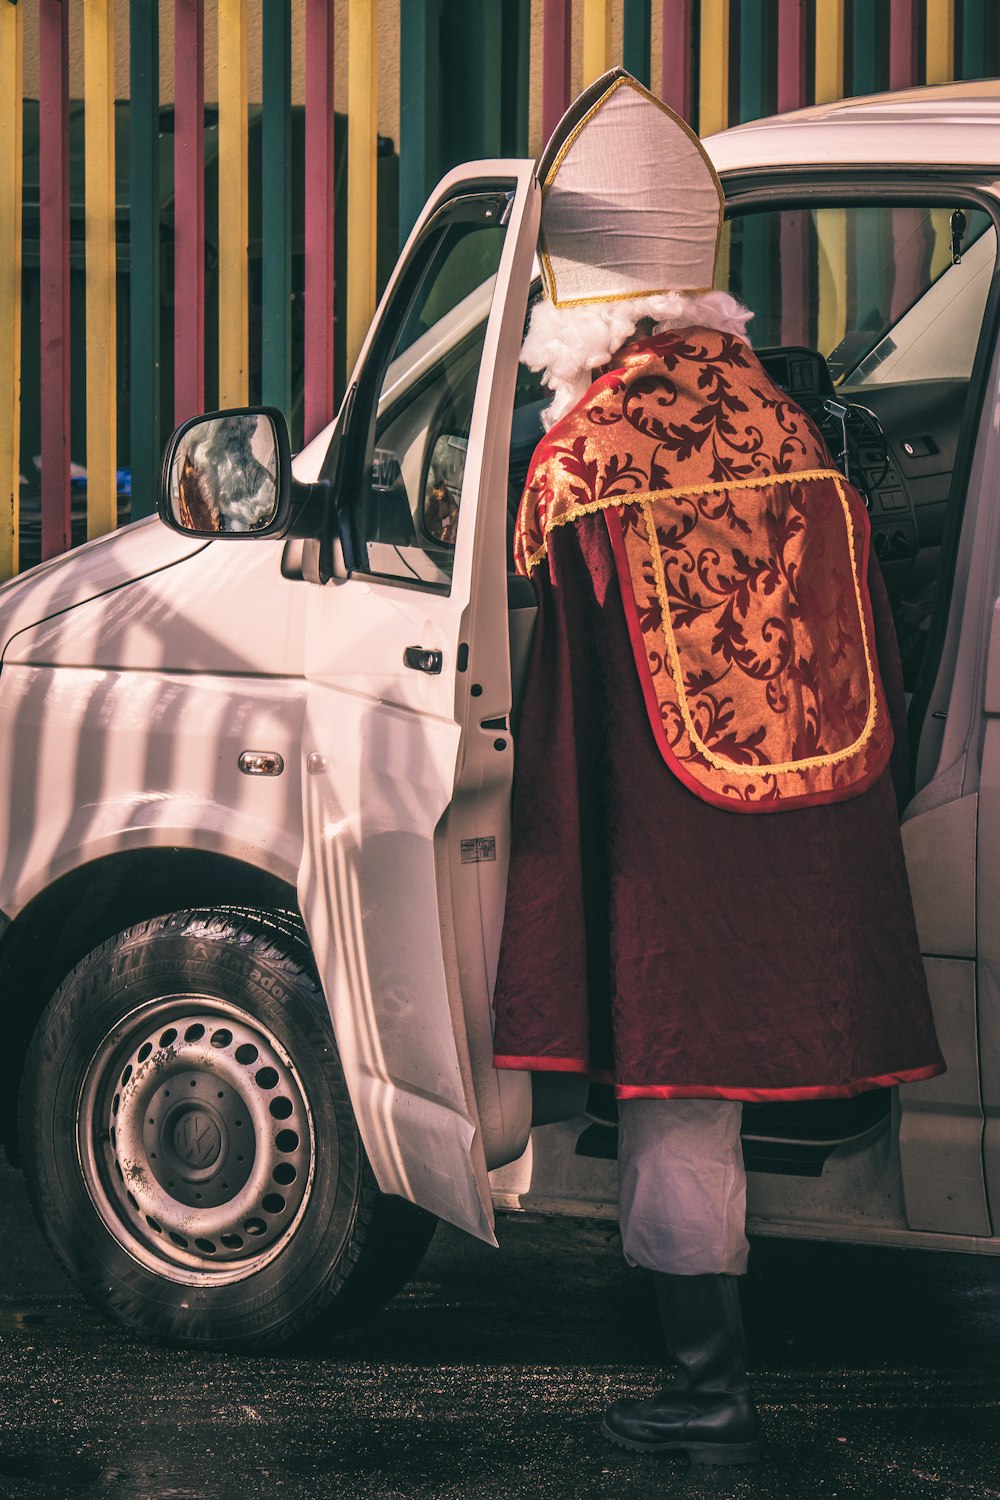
[159,406,294,539]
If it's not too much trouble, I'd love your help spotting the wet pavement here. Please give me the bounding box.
[0,1159,999,1499]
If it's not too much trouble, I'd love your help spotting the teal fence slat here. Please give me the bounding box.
[960,0,990,80]
[500,0,531,155]
[849,3,888,349]
[740,214,775,339]
[850,0,882,96]
[738,0,772,122]
[483,2,504,156]
[261,0,292,417]
[623,0,651,85]
[399,0,442,245]
[129,0,160,520]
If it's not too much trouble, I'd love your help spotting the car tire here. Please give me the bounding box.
[18,907,436,1349]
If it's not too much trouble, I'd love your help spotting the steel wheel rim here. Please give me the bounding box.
[77,995,317,1286]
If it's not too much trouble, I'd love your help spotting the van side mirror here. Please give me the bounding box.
[159,407,293,538]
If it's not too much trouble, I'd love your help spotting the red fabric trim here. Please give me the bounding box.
[604,505,891,814]
[492,1056,616,1087]
[614,1062,945,1100]
[492,1054,590,1073]
[493,1055,945,1100]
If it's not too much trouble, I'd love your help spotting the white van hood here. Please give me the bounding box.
[0,518,206,661]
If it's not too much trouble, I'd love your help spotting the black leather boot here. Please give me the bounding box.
[601,1273,761,1466]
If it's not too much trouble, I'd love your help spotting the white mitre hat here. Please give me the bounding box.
[537,67,724,308]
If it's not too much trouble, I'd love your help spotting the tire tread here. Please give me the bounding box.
[19,905,435,1351]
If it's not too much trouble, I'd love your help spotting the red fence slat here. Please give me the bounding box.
[174,0,205,425]
[776,0,807,111]
[542,0,572,142]
[661,0,694,122]
[889,0,918,90]
[780,212,811,346]
[39,0,71,560]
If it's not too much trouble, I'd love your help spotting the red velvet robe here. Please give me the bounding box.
[492,328,945,1099]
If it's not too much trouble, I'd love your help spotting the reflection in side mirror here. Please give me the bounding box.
[160,408,290,538]
[422,434,468,546]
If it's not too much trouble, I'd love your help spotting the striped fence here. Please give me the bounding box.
[2,0,998,579]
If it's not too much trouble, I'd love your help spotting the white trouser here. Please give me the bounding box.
[617,1098,749,1276]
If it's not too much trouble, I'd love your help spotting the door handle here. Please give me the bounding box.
[404,645,443,674]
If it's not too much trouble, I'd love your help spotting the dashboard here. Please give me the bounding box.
[757,345,959,574]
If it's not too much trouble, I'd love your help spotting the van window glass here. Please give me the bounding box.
[721,204,993,386]
[355,209,507,588]
[720,199,997,702]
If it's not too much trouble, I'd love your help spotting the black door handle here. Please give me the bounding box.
[404,646,443,674]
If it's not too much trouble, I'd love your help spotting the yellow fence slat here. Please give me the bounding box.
[813,0,845,104]
[928,205,954,281]
[817,209,848,360]
[698,0,730,137]
[85,0,117,540]
[218,0,249,407]
[0,0,22,577]
[925,0,955,85]
[347,0,377,373]
[716,219,731,305]
[813,5,846,363]
[582,0,612,87]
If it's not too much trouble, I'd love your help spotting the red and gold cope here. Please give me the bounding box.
[515,329,893,811]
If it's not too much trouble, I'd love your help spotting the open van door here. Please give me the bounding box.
[297,163,539,1242]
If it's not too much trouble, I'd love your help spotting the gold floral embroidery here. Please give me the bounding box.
[637,478,879,777]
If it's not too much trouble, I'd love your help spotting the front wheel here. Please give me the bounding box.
[19,908,435,1348]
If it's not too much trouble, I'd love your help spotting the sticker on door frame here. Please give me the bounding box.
[461,837,497,864]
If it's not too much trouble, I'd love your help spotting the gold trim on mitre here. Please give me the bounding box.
[536,69,725,309]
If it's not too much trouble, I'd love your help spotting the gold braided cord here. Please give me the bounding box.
[536,263,716,309]
[518,467,846,576]
[519,468,880,778]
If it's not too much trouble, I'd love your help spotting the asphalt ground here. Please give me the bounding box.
[0,1161,999,1500]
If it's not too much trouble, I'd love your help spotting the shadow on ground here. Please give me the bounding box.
[1,1162,998,1499]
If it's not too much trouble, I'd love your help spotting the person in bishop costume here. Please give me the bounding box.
[492,69,945,1467]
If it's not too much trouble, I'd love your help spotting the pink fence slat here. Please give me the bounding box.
[542,0,572,144]
[889,0,918,90]
[889,207,930,324]
[780,210,810,346]
[174,0,205,425]
[776,0,807,112]
[304,0,335,437]
[39,0,71,561]
[661,0,694,122]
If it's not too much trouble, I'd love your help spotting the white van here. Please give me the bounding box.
[6,83,1000,1346]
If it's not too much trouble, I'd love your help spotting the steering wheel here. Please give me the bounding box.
[822,398,918,572]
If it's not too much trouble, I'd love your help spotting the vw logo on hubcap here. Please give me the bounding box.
[154,1094,233,1186]
[173,1109,222,1169]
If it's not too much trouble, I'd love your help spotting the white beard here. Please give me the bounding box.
[521,289,754,430]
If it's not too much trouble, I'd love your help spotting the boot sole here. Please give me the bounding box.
[600,1419,760,1466]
